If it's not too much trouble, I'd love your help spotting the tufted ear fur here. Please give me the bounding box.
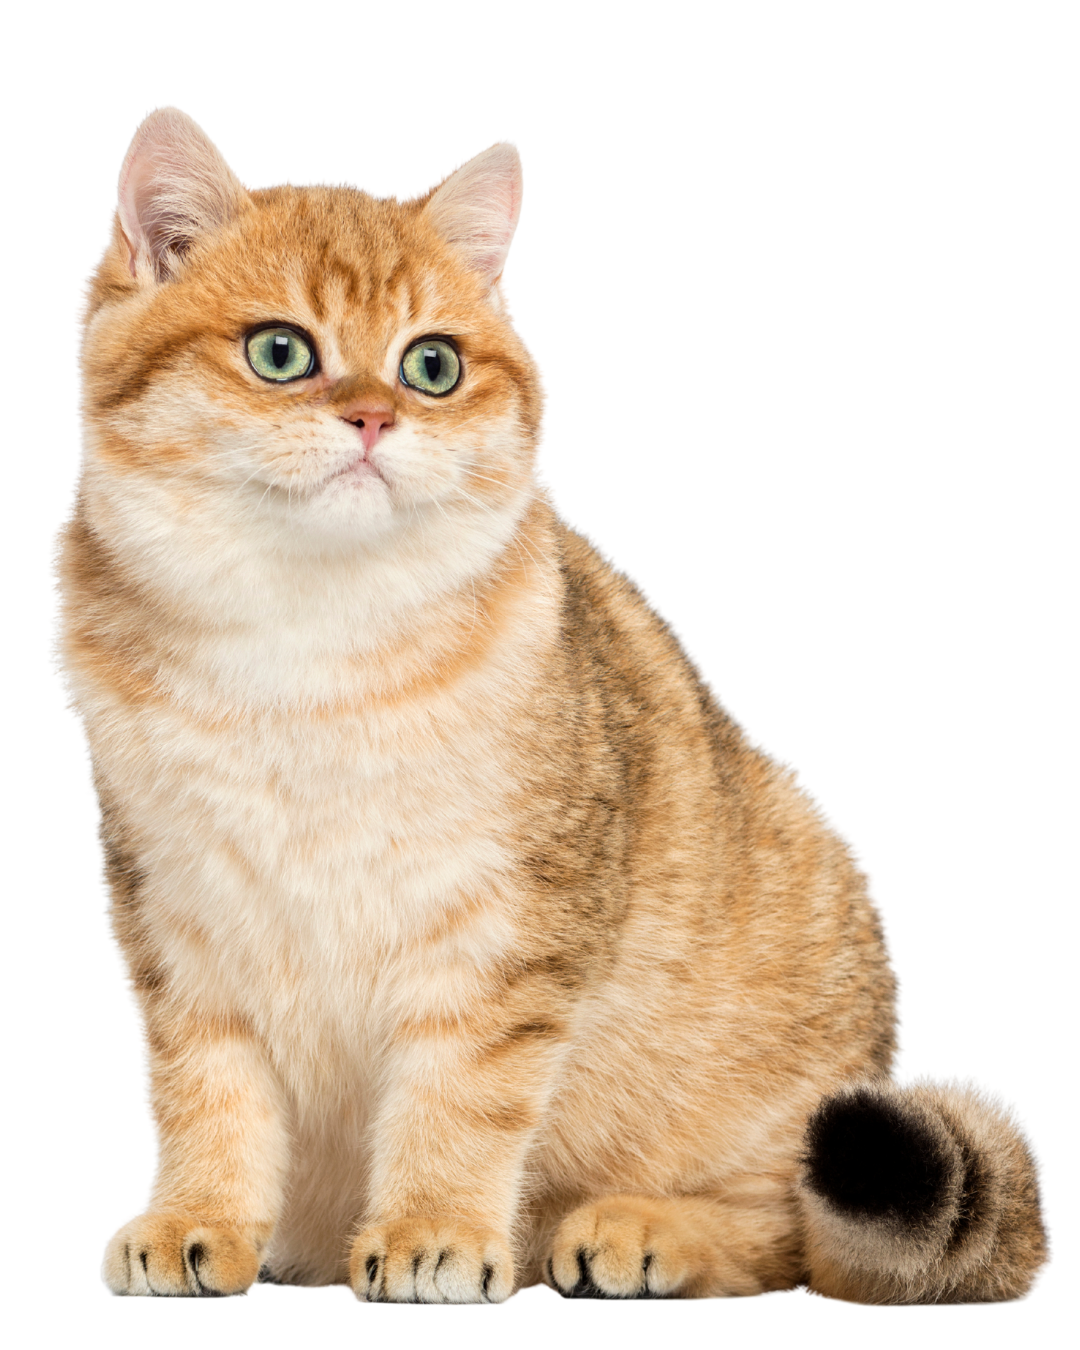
[425,143,522,287]
[118,107,248,282]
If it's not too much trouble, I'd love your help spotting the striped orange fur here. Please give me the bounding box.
[60,109,1046,1304]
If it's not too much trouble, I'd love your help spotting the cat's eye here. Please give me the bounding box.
[246,327,316,382]
[399,338,461,396]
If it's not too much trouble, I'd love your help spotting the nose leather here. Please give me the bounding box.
[339,402,395,453]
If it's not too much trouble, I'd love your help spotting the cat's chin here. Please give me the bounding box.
[299,472,399,540]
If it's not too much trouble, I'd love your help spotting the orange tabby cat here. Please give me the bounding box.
[59,108,1046,1304]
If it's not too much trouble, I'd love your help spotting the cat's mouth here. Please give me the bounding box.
[328,453,386,488]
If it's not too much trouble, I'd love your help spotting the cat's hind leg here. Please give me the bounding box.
[798,1080,1047,1303]
[545,1182,803,1299]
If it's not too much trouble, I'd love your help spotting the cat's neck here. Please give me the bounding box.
[73,465,560,716]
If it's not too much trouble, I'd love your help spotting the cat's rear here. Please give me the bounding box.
[61,108,1045,1305]
[517,527,1047,1302]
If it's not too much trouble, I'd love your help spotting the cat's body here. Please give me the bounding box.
[60,110,1046,1304]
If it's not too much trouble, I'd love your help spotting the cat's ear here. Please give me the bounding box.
[117,108,248,283]
[425,144,522,288]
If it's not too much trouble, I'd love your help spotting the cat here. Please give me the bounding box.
[59,107,1047,1305]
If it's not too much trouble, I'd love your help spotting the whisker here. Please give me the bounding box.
[446,486,556,597]
[232,468,272,517]
[450,486,503,521]
[461,470,514,491]
[413,495,488,643]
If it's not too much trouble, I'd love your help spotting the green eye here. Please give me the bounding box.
[400,338,461,396]
[246,327,315,382]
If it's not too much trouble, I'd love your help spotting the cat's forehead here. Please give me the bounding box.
[249,187,418,277]
[232,187,476,320]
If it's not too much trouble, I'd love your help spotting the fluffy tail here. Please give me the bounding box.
[798,1080,1047,1303]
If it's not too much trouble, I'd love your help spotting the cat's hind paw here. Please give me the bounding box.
[547,1197,703,1298]
[349,1216,513,1303]
[102,1213,263,1296]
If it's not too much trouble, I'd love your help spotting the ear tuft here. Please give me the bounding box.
[425,144,522,286]
[118,108,247,282]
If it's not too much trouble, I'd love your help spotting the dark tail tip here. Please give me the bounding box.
[804,1084,957,1225]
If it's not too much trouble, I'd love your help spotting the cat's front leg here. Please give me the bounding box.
[350,998,566,1303]
[103,1009,289,1295]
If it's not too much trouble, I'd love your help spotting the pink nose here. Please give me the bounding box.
[340,402,395,453]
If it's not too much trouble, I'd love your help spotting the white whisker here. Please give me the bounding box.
[232,467,271,518]
[427,494,477,591]
[462,470,514,492]
[446,485,557,599]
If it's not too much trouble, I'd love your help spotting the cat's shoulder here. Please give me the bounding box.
[553,520,669,640]
[546,518,740,752]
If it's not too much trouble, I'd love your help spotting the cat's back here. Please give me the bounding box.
[551,517,863,859]
[537,519,881,956]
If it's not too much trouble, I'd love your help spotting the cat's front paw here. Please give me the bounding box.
[349,1216,513,1303]
[548,1197,699,1298]
[103,1213,263,1296]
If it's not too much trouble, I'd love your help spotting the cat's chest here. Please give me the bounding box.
[107,691,518,1059]
[108,685,518,928]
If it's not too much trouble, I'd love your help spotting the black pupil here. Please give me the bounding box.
[272,335,290,369]
[423,347,441,382]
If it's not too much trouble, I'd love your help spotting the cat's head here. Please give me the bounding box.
[80,109,541,604]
